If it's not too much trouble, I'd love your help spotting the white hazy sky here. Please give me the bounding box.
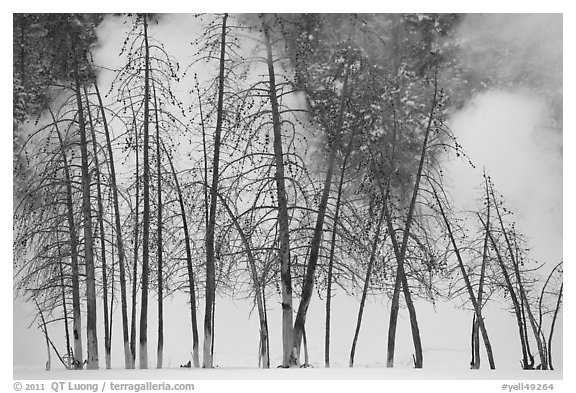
[5,5,572,385]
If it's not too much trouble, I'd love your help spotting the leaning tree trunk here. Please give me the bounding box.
[399,247,423,369]
[94,75,132,370]
[548,281,562,370]
[519,284,535,367]
[293,36,352,363]
[70,33,98,370]
[471,253,487,369]
[263,15,297,367]
[385,77,439,369]
[163,142,200,367]
[36,301,51,371]
[349,205,386,367]
[203,13,228,369]
[55,233,72,369]
[433,186,495,369]
[51,110,83,370]
[479,214,531,369]
[325,131,355,368]
[492,189,546,369]
[473,172,493,369]
[217,193,270,368]
[84,86,112,369]
[472,188,490,369]
[470,315,479,369]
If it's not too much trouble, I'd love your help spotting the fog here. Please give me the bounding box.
[447,13,562,264]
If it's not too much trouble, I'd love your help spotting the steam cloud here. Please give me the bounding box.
[447,13,562,264]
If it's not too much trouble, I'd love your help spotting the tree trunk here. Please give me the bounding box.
[474,173,492,369]
[217,193,270,368]
[51,110,83,370]
[84,85,112,369]
[55,229,72,369]
[538,264,560,367]
[470,314,478,369]
[36,301,51,371]
[293,38,352,363]
[128,93,140,370]
[195,76,208,369]
[93,80,132,369]
[302,326,309,366]
[433,185,495,369]
[349,205,386,367]
[325,124,358,368]
[325,164,346,368]
[211,297,216,361]
[162,142,200,367]
[263,284,270,366]
[197,73,209,366]
[203,13,228,369]
[479,214,531,369]
[492,189,546,369]
[109,223,116,365]
[262,15,297,368]
[548,282,562,370]
[519,287,535,367]
[139,14,151,370]
[385,78,438,369]
[151,78,164,370]
[70,33,98,370]
[400,265,423,368]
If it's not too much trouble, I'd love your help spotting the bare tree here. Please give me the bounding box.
[69,27,99,370]
[262,14,297,367]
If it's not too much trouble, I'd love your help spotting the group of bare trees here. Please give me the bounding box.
[13,13,562,371]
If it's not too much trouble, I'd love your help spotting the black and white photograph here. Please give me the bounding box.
[10,6,567,391]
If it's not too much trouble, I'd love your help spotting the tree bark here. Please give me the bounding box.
[302,326,309,366]
[151,81,164,369]
[55,232,72,369]
[93,78,132,369]
[478,214,531,369]
[492,188,546,369]
[474,173,492,369]
[548,282,562,370]
[203,13,228,368]
[70,33,98,370]
[325,138,354,368]
[129,94,140,370]
[163,142,200,367]
[51,109,83,370]
[139,13,151,370]
[293,32,352,362]
[349,205,386,367]
[84,85,111,369]
[385,77,438,369]
[470,314,478,368]
[262,14,297,367]
[36,301,51,371]
[433,185,495,369]
[217,193,270,368]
